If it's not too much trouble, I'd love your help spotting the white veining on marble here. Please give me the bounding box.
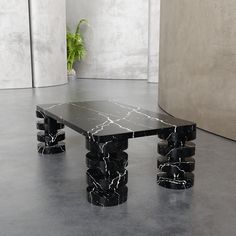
[71,103,135,141]
[36,110,66,155]
[45,103,65,111]
[97,113,134,137]
[48,132,62,144]
[159,163,185,179]
[157,177,188,189]
[59,145,66,153]
[37,110,46,118]
[87,168,126,206]
[103,154,108,172]
[70,101,180,144]
[111,101,178,132]
[37,144,45,155]
[88,187,95,205]
[87,171,103,190]
[116,170,127,189]
[88,186,105,207]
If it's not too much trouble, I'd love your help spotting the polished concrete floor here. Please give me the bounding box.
[0,79,235,236]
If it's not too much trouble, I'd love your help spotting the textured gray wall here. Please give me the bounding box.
[148,0,160,83]
[159,0,236,140]
[0,0,160,88]
[30,0,67,87]
[66,0,151,80]
[0,0,32,89]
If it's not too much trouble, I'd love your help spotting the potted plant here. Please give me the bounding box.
[67,19,88,79]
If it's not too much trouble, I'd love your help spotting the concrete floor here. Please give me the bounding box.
[0,79,235,236]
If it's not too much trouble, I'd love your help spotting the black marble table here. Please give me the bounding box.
[36,101,196,207]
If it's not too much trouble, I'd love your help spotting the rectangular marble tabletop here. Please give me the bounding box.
[36,101,195,142]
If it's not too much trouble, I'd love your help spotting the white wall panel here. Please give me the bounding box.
[148,0,160,83]
[30,0,67,87]
[0,0,32,89]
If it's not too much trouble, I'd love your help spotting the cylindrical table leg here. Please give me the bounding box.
[36,110,66,154]
[85,138,129,207]
[157,128,196,189]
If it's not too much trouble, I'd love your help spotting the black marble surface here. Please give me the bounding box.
[36,101,196,142]
[36,100,197,205]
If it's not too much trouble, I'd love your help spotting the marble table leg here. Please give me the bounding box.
[85,138,128,207]
[157,128,196,189]
[36,110,66,154]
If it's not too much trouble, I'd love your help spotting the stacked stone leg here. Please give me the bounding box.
[157,127,196,189]
[36,110,66,154]
[86,138,128,207]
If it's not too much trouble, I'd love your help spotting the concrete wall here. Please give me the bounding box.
[66,0,159,82]
[148,0,160,83]
[159,0,236,140]
[0,0,32,89]
[0,0,67,89]
[0,0,159,88]
[30,0,67,87]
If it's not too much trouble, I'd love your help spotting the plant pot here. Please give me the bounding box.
[67,69,76,79]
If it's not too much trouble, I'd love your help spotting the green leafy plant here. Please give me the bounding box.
[67,19,88,72]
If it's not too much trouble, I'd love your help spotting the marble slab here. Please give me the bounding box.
[37,101,196,142]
